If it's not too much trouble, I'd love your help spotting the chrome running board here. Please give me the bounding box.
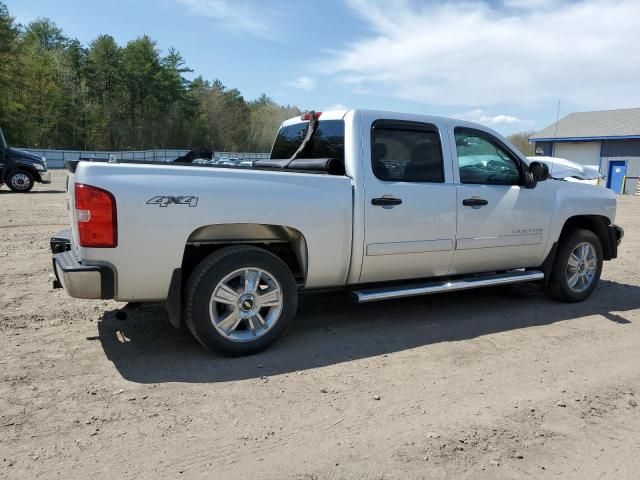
[352,270,544,303]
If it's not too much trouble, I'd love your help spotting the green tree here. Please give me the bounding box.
[248,94,300,151]
[22,17,66,49]
[121,35,163,148]
[14,18,88,148]
[0,2,22,143]
[157,48,197,147]
[193,78,252,151]
[18,27,62,147]
[507,131,536,156]
[85,34,124,148]
[0,3,302,152]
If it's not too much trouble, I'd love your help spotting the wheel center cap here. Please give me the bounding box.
[579,263,586,273]
[239,295,255,312]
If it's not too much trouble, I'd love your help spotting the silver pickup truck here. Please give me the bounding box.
[51,109,623,355]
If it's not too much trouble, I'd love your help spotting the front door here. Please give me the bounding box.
[359,117,457,283]
[450,127,553,275]
[607,160,627,193]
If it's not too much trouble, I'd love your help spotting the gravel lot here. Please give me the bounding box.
[1,170,639,479]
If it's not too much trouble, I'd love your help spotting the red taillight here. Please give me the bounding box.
[300,111,322,121]
[75,183,117,248]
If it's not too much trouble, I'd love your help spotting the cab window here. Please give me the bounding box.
[371,121,444,182]
[270,120,344,163]
[454,128,521,185]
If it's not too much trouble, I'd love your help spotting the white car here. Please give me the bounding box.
[527,155,601,185]
[50,109,624,355]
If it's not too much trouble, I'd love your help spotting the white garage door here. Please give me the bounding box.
[554,142,601,167]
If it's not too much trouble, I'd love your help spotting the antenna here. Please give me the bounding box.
[550,100,561,157]
[553,100,561,140]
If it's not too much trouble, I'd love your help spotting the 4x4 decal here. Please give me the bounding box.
[146,195,198,207]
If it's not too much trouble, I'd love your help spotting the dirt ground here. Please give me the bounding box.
[1,170,639,479]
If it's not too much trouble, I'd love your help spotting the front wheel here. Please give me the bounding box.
[7,170,34,192]
[184,246,298,356]
[544,228,603,302]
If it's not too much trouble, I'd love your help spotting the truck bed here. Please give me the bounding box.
[65,157,345,176]
[69,160,354,301]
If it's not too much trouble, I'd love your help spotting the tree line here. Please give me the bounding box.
[506,131,535,156]
[0,2,300,151]
[0,3,536,155]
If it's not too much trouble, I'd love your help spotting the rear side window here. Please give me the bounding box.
[371,121,444,182]
[270,120,345,163]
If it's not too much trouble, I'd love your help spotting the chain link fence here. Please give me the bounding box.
[16,148,271,169]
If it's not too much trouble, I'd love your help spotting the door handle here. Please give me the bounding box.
[462,197,488,207]
[371,197,402,206]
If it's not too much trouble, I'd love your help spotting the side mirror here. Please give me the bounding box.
[529,161,549,181]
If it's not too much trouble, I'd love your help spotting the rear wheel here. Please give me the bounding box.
[544,228,603,302]
[7,170,34,192]
[184,246,298,356]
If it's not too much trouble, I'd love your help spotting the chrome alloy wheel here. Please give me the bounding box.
[208,267,283,342]
[10,173,31,191]
[566,242,598,293]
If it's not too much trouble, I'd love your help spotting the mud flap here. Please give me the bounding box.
[163,269,182,329]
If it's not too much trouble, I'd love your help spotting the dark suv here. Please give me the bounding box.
[0,128,51,192]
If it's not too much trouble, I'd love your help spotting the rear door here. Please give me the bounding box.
[359,114,457,283]
[449,125,553,274]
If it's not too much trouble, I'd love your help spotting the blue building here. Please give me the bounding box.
[530,107,640,194]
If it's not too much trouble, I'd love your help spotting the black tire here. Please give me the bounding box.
[544,228,603,302]
[184,245,298,356]
[7,170,35,192]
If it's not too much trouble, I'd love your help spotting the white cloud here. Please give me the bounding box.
[288,76,316,91]
[503,0,558,9]
[178,0,272,37]
[321,0,640,108]
[353,86,372,95]
[323,103,349,111]
[453,109,522,126]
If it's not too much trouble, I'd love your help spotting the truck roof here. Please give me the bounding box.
[281,109,350,126]
[281,108,457,128]
[280,109,522,161]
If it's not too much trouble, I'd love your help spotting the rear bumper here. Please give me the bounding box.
[50,230,114,299]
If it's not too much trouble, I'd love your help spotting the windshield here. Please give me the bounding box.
[0,128,6,149]
[270,120,345,163]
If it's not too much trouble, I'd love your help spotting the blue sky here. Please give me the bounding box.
[7,0,640,135]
